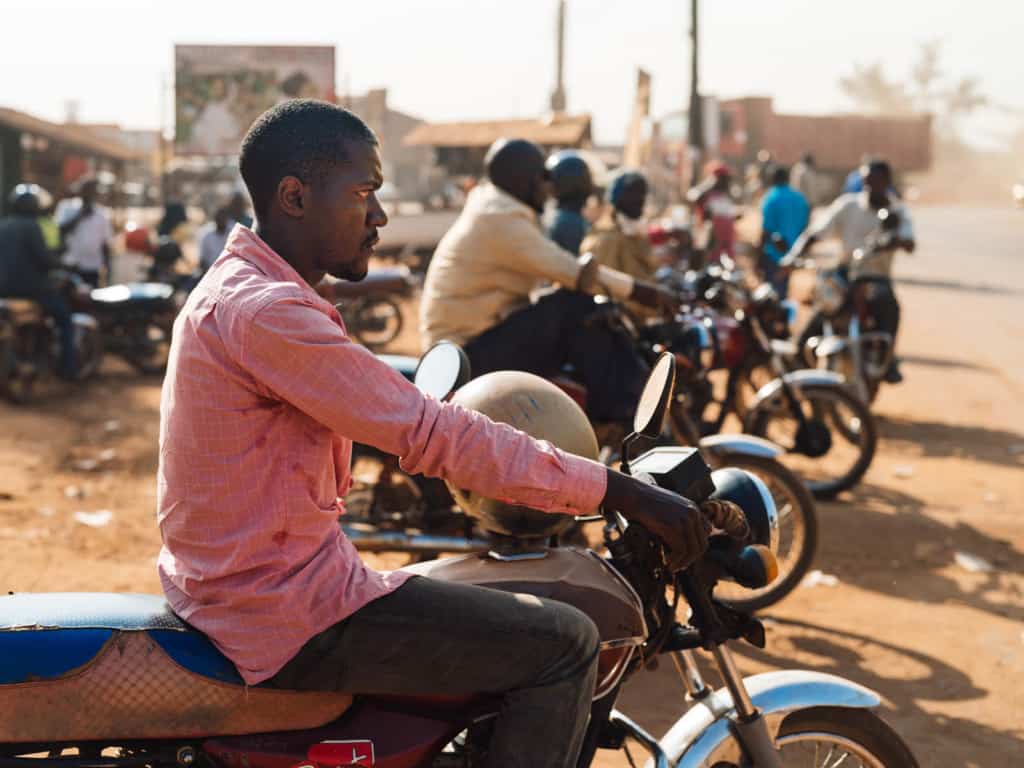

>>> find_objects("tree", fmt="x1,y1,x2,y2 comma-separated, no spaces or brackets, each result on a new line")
839,41,988,142
839,62,912,115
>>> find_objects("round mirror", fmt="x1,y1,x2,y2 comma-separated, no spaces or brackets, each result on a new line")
633,352,676,437
413,342,471,400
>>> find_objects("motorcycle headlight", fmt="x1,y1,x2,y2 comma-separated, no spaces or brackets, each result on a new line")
708,468,779,554
814,272,846,316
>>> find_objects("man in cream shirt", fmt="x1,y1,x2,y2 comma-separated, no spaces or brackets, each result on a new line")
420,138,674,428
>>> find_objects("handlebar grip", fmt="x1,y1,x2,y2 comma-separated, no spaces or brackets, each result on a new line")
708,545,777,589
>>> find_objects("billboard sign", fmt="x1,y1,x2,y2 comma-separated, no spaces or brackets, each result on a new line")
175,44,335,155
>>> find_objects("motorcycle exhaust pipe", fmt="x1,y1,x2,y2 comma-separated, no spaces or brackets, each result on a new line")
342,526,490,554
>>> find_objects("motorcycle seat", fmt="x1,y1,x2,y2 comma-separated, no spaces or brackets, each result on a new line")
90,282,175,306
0,593,352,743
333,266,411,299
0,298,44,324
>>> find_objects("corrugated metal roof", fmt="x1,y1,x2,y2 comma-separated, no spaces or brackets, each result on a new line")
0,107,145,161
403,114,591,148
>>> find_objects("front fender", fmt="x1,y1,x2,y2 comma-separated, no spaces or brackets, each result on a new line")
744,370,848,430
648,670,881,768
698,433,782,460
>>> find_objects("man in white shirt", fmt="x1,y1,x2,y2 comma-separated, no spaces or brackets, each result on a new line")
55,178,113,286
786,160,915,383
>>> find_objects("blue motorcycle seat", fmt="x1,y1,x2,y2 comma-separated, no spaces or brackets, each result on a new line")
0,593,243,685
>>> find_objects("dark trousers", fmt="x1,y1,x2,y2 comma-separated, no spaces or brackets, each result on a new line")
463,290,648,426
34,291,77,379
268,576,600,768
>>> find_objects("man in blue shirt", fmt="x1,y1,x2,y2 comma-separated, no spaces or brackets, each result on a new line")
759,165,809,297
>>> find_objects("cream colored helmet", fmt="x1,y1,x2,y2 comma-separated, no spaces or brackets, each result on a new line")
447,371,600,539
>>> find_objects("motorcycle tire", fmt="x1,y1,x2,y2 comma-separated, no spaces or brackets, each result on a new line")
776,706,919,767
350,298,404,351
747,383,877,500
706,452,817,612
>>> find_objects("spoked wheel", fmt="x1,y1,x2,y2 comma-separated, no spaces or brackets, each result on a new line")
776,707,919,767
351,298,404,350
748,384,877,499
708,452,817,611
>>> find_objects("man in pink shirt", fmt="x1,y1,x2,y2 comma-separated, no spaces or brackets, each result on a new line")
157,99,706,768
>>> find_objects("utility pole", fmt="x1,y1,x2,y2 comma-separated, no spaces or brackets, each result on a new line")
687,0,703,186
550,0,567,113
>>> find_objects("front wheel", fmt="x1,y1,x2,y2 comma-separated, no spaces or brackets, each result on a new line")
747,383,877,500
776,706,919,767
706,452,817,612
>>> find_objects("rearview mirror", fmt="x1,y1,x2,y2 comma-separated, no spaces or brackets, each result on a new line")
634,352,676,438
414,341,471,401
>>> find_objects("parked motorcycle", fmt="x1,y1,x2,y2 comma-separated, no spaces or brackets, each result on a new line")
0,271,103,403
84,280,178,374
0,352,919,767
794,208,904,405
587,297,818,611
657,261,878,501
335,266,415,351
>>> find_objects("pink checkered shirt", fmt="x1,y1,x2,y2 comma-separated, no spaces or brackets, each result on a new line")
156,225,606,684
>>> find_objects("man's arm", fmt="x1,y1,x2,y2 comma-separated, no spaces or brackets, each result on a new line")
239,295,706,565
784,195,847,266
507,216,675,311
241,295,605,515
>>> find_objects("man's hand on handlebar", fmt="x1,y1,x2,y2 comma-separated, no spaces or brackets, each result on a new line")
604,469,709,571
631,281,683,315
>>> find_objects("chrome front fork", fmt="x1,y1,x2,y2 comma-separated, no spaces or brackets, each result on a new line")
670,646,782,767
847,316,871,403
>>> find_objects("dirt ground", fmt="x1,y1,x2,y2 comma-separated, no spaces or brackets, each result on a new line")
0,207,1021,766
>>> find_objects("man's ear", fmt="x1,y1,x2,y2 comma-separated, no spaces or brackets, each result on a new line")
277,176,306,219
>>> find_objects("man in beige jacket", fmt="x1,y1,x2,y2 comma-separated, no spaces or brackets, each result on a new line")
420,139,673,427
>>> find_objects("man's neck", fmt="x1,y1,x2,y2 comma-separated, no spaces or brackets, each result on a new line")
253,221,319,286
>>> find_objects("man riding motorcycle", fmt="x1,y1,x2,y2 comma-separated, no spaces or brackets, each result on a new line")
0,183,77,379
784,158,915,383
420,138,675,428
543,149,593,255
581,170,658,281
160,100,707,768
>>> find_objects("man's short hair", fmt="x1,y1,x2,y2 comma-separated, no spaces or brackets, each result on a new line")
239,99,378,219
771,164,790,186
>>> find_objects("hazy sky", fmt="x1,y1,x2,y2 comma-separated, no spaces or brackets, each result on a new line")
2,0,1020,149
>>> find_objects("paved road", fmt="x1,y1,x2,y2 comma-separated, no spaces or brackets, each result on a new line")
600,205,1024,767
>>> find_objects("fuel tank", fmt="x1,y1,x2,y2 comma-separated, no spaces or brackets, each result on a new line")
402,547,646,698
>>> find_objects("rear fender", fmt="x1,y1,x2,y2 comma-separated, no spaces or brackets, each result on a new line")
697,433,782,461
647,670,881,768
743,370,847,431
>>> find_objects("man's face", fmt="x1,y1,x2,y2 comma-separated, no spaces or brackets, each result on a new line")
526,167,550,213
306,140,387,282
81,182,98,206
865,170,890,199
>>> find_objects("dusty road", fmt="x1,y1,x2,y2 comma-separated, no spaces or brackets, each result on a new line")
0,206,1021,766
